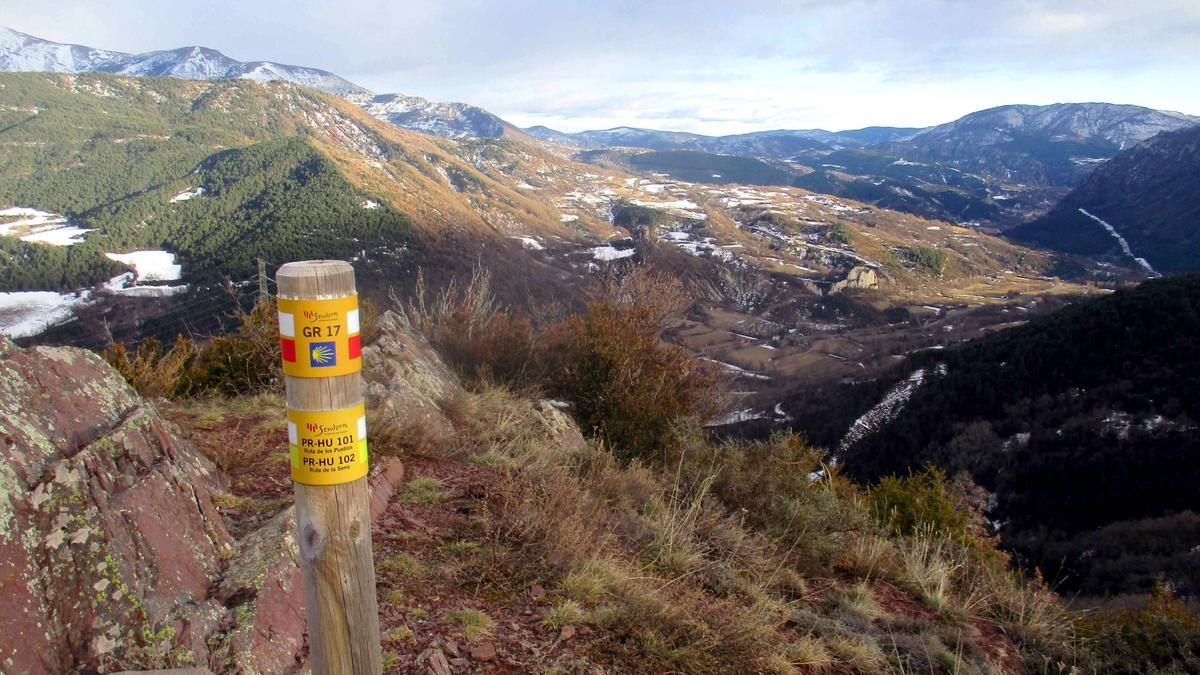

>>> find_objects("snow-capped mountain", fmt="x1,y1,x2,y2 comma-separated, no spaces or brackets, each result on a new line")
0,25,124,72
0,26,369,97
101,46,371,97
359,93,525,139
909,103,1197,153
895,103,1199,186
0,26,528,139
1010,123,1200,274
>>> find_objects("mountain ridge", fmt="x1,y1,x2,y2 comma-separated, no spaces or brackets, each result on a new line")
0,26,370,96
538,104,1197,229
823,273,1200,598
1008,123,1200,274
0,26,523,139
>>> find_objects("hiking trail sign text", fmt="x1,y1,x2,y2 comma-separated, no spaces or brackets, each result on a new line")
277,294,362,377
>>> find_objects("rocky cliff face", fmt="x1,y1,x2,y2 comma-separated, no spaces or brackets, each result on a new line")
0,337,233,673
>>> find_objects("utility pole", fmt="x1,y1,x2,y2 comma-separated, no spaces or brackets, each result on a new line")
258,258,269,300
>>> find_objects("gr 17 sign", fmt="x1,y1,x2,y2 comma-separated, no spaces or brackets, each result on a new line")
277,294,362,377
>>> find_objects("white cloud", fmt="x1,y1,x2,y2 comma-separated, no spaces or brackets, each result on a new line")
3,0,1198,134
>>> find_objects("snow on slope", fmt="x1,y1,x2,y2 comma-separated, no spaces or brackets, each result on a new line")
0,206,93,245
20,225,93,245
0,26,123,72
2,26,529,139
1078,208,1161,278
836,364,948,458
0,26,369,97
359,93,510,138
0,290,85,338
105,251,182,282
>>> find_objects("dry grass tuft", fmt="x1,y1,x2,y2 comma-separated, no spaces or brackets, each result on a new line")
446,608,495,642
401,476,449,504
394,333,1095,672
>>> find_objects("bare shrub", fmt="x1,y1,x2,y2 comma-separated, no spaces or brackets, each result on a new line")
103,335,197,399
397,267,539,385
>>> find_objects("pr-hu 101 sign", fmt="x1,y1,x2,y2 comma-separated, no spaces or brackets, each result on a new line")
287,403,369,485
277,294,362,377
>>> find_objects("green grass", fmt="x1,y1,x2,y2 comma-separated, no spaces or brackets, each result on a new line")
378,553,427,578
447,608,495,641
402,477,449,504
542,600,587,630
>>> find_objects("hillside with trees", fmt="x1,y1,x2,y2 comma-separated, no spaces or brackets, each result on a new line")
830,274,1200,599
0,72,592,294
1009,124,1200,274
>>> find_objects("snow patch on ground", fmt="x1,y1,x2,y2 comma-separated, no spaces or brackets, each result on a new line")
1,206,93,245
510,236,545,251
0,291,85,338
708,408,768,426
703,358,772,380
170,187,205,203
630,198,707,220
591,245,636,261
560,214,579,223
2,207,64,232
837,365,946,456
105,250,182,282
20,224,93,245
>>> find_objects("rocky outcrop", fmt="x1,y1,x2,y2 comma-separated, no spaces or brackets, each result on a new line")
798,265,880,296
362,311,463,446
0,337,233,673
205,458,404,675
829,265,879,294
0,312,468,672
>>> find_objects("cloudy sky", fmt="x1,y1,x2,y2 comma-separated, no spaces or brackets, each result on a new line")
4,1,1198,135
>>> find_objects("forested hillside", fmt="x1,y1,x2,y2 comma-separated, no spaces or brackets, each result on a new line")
0,72,597,294
832,275,1200,597
1009,124,1200,274
0,73,412,289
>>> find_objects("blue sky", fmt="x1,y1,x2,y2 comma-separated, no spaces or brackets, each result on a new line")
5,0,1198,134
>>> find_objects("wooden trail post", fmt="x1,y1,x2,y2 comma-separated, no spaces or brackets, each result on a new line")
276,260,382,675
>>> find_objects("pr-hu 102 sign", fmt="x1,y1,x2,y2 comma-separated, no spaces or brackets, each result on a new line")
277,294,362,377
287,403,369,485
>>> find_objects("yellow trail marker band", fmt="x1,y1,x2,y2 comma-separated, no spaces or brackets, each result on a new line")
277,294,363,378
287,403,369,485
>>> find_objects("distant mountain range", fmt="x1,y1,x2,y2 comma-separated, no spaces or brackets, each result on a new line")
2,25,1197,255
529,103,1193,169
525,125,923,154
895,103,1197,186
0,25,369,96
0,26,510,139
1010,124,1200,274
536,104,1197,229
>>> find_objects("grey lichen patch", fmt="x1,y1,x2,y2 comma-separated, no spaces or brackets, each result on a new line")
216,507,299,602
0,337,240,670
92,633,119,656
0,459,24,535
